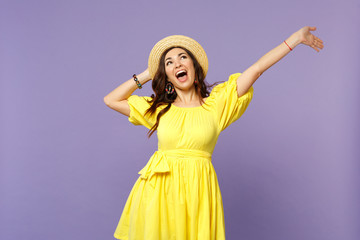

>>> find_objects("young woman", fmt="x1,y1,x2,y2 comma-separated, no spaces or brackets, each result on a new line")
104,26,324,240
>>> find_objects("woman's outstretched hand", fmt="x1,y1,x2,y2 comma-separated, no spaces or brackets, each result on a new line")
297,26,324,52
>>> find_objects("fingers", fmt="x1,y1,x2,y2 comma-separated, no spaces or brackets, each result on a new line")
311,32,324,50
310,41,320,52
311,39,324,52
314,38,324,49
313,34,323,43
312,45,320,52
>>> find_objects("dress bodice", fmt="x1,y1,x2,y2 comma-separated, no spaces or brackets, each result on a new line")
127,73,254,154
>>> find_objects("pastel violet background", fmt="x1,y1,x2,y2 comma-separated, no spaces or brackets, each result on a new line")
1,0,359,240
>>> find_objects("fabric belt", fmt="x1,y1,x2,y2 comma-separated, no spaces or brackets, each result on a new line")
138,149,212,191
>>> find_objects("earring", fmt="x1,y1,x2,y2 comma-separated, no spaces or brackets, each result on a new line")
194,79,198,84
165,81,175,94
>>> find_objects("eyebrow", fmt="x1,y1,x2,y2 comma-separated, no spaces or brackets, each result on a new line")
165,52,187,62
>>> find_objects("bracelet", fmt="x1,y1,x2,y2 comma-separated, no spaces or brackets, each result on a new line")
133,74,142,89
284,40,292,51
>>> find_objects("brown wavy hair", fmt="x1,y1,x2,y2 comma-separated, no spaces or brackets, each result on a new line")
144,46,222,138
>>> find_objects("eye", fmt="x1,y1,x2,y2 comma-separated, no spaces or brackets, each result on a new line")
166,61,172,66
181,55,187,59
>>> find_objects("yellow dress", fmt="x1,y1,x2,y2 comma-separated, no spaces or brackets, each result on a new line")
114,73,254,240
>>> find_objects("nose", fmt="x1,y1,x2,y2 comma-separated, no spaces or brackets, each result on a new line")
174,59,182,68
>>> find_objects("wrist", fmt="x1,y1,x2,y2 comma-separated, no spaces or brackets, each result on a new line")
285,32,301,50
137,70,151,84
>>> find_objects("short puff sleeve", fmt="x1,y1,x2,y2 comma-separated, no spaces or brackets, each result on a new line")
127,95,157,129
210,73,254,132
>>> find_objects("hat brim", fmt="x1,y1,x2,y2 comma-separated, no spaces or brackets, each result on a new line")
148,35,208,79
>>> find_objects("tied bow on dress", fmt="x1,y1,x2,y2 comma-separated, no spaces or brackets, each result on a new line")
138,149,212,204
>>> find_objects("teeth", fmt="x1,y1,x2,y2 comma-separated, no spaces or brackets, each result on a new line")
176,70,187,77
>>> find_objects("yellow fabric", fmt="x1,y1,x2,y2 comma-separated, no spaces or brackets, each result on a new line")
114,73,254,240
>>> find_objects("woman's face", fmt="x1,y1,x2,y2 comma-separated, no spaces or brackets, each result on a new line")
164,47,196,91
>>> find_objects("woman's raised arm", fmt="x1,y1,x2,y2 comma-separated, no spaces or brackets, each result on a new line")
235,26,324,97
104,68,151,117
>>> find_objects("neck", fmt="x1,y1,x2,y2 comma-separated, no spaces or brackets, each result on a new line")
174,86,199,104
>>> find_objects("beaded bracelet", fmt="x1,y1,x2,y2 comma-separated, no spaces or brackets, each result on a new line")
133,74,142,89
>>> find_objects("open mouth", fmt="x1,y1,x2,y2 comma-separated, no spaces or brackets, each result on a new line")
176,70,188,81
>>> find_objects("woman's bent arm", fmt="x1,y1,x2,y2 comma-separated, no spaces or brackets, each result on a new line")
104,69,151,117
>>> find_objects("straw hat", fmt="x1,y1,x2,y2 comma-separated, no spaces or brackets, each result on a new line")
148,35,208,79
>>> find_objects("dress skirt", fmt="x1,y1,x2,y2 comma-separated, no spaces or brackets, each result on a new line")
113,149,226,240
